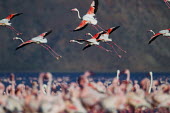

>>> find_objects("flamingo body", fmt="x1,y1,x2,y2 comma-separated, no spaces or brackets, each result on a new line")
148,29,170,44
0,13,23,35
72,0,100,31
15,30,62,60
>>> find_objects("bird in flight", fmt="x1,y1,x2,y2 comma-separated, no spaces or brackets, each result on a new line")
148,29,170,44
69,31,112,52
16,30,62,60
71,0,104,31
86,26,126,58
0,13,23,35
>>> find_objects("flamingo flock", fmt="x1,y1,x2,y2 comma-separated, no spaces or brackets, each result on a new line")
0,0,168,59
0,71,169,113
0,0,169,112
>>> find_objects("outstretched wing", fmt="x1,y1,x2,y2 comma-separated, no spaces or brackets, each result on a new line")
16,40,34,50
107,26,120,34
73,20,88,31
38,30,52,38
148,33,162,44
5,13,23,20
82,44,92,51
87,0,98,14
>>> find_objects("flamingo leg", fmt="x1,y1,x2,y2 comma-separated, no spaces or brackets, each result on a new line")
109,41,127,53
165,1,170,8
5,25,22,35
91,25,99,31
95,45,112,52
105,42,122,58
96,24,105,31
43,44,62,58
39,44,61,60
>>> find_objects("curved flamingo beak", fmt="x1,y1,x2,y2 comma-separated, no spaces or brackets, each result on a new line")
71,8,77,11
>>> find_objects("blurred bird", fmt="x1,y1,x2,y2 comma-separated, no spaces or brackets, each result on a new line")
71,0,104,31
0,13,23,35
86,26,126,58
16,30,62,60
148,29,170,44
69,32,112,52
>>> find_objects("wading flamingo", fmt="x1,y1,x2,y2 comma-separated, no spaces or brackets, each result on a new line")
69,32,112,52
71,0,104,31
16,30,62,60
86,26,126,58
0,13,23,35
148,29,170,44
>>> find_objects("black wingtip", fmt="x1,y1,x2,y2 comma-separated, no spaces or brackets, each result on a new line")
15,13,23,16
44,30,52,37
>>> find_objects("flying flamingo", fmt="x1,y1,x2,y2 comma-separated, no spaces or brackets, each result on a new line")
69,32,112,52
0,13,23,35
163,0,170,8
148,29,170,44
86,26,127,58
16,30,62,60
71,0,104,31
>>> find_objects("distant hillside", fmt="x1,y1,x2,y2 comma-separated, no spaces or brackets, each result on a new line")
0,0,170,72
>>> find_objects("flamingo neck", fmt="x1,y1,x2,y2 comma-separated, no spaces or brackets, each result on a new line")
75,9,81,19
150,30,155,35
73,40,84,44
126,72,130,82
18,38,24,43
87,33,93,37
148,72,153,94
116,70,120,85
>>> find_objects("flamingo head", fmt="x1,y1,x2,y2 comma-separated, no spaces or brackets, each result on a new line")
69,40,75,43
13,37,20,40
71,8,78,12
85,33,91,36
147,30,153,32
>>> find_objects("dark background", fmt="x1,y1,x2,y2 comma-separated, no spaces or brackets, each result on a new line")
0,0,169,72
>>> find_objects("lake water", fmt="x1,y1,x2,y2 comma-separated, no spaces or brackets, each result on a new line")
0,72,169,86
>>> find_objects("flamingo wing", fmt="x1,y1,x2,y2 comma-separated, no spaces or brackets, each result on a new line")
38,30,52,38
73,20,88,31
107,26,120,34
5,13,23,20
93,32,103,39
16,40,34,50
76,39,87,42
148,33,163,44
87,0,98,14
82,44,92,51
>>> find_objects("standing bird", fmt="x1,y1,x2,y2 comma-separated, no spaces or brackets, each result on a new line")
69,32,112,52
148,29,170,44
71,0,104,31
86,26,126,58
16,30,62,60
0,13,23,35
163,0,170,8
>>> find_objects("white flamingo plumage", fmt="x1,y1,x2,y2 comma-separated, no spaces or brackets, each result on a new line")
86,26,127,58
0,13,23,35
16,30,62,60
71,0,104,31
69,32,112,52
148,29,170,44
